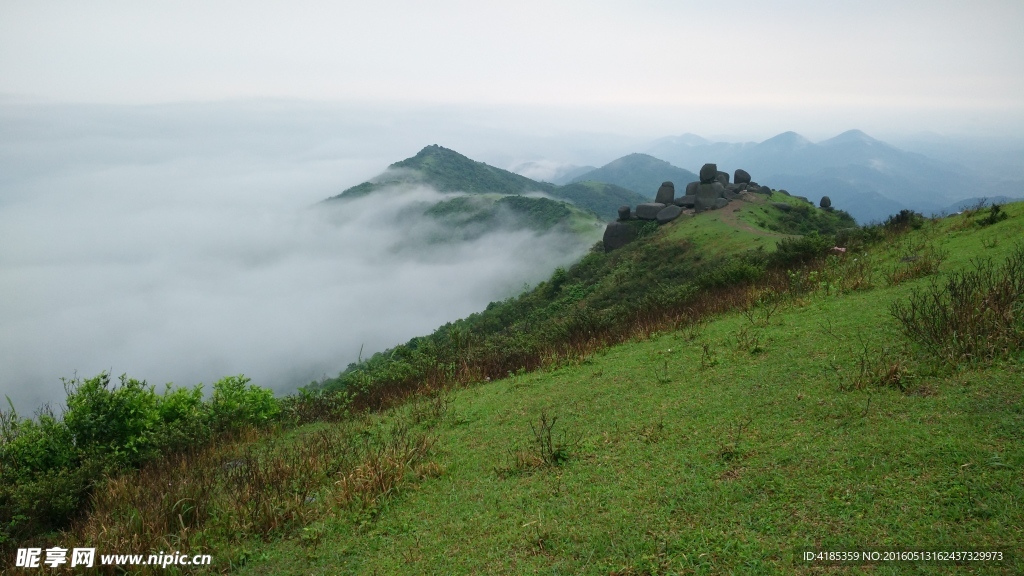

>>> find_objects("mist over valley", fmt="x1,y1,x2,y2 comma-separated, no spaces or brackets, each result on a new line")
0,104,608,411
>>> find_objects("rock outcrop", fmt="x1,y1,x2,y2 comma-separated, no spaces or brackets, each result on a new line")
675,195,696,208
694,182,724,213
654,181,675,204
603,222,637,252
636,203,667,220
601,164,832,251
656,204,682,223
699,163,718,184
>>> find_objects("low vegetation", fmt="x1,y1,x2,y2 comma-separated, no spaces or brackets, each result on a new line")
0,374,280,547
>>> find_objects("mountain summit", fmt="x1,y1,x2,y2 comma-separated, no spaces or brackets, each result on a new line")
757,131,813,150
328,145,648,220
330,145,553,200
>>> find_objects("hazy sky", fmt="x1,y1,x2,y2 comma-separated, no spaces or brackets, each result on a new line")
2,0,1023,137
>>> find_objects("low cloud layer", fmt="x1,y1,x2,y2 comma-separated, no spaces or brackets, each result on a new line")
0,106,597,411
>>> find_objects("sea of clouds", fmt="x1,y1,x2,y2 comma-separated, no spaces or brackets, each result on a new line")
0,102,598,411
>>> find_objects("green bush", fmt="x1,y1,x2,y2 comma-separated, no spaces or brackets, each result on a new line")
884,209,925,232
0,408,88,545
211,375,280,430
977,203,1009,227
769,232,833,267
698,256,766,289
0,372,279,549
63,373,161,467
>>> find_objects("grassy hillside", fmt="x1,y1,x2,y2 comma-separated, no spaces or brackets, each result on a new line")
314,193,854,398
4,199,1020,574
571,153,700,197
248,202,1023,574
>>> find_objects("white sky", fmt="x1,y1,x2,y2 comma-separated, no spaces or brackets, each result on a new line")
2,0,1023,136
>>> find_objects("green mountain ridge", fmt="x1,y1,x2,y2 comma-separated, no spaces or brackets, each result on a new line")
328,145,557,199
418,194,604,244
327,145,649,221
549,180,649,220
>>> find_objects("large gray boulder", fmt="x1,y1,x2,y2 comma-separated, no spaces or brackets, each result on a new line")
685,181,700,196
675,195,696,208
693,182,725,213
734,169,751,184
635,202,667,220
655,181,675,204
695,192,730,212
757,185,771,194
695,196,718,212
603,222,637,252
617,205,632,221
699,163,718,184
694,182,723,199
820,196,832,208
656,204,682,224
716,171,729,185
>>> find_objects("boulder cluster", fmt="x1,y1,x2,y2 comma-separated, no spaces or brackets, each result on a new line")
603,163,774,252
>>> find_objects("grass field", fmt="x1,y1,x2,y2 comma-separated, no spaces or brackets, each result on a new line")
215,203,1023,574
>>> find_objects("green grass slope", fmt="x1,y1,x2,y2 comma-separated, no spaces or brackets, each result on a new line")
571,153,701,197
239,202,1023,574
23,201,1020,575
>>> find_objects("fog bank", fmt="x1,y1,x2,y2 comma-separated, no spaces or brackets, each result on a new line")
0,105,597,411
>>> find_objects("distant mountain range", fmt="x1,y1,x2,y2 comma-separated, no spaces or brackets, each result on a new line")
327,135,1024,226
646,130,1024,223
328,145,647,221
